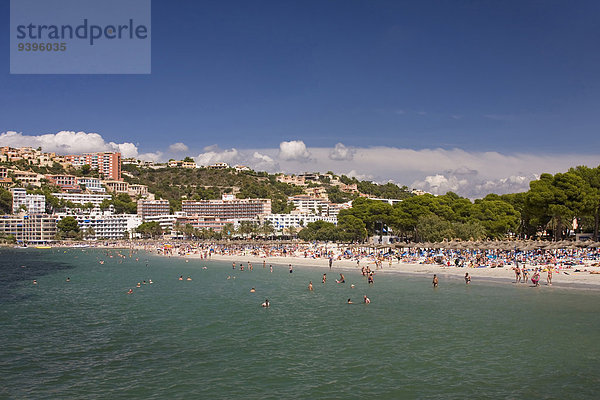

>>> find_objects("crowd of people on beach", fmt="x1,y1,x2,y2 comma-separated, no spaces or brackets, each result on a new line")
67,240,600,275
141,241,600,276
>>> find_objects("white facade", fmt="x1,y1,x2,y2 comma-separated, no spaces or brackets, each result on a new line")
52,193,112,207
57,212,142,240
262,213,338,230
143,214,177,231
77,178,105,192
288,196,340,217
11,188,46,214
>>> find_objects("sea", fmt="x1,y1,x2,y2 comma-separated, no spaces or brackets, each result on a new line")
1,248,599,399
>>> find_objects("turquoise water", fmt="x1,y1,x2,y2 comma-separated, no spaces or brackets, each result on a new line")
1,248,600,399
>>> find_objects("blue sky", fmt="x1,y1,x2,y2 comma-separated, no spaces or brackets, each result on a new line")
2,1,600,196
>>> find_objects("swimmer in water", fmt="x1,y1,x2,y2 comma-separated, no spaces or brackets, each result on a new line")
186,276,192,281
351,284,355,289
262,299,270,307
322,273,326,283
465,273,471,285
127,289,133,294
232,262,236,269
250,287,256,293
289,264,293,273
66,277,70,282
347,298,353,304
363,295,371,304
32,280,37,285
136,282,141,288
337,273,345,283
432,274,439,288
179,275,183,281
270,265,273,273
308,281,313,291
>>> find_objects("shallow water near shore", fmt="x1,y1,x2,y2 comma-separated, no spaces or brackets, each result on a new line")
2,248,600,399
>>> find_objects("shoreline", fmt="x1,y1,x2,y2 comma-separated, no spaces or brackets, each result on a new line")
6,242,600,291
184,252,600,291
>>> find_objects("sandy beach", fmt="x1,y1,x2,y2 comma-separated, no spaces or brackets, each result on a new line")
182,252,600,290
40,240,600,289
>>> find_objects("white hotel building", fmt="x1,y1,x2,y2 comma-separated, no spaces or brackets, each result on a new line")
261,213,338,230
52,193,112,207
57,212,142,240
288,195,342,217
77,178,105,192
11,188,46,214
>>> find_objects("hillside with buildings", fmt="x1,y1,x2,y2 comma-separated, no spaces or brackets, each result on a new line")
2,146,598,244
0,146,416,243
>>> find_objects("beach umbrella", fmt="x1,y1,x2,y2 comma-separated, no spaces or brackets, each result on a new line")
445,240,460,250
476,242,489,250
461,240,475,249
502,242,516,251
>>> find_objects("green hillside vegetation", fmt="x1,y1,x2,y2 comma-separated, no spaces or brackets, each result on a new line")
4,157,599,243
339,165,600,242
121,164,413,213
0,187,12,214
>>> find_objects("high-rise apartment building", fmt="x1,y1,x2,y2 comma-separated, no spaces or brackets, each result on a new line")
181,195,271,219
0,214,56,243
137,199,171,219
10,188,46,214
64,152,122,181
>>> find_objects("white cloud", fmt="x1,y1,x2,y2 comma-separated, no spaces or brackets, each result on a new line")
168,142,189,153
138,151,164,163
0,130,139,158
251,152,279,171
329,142,355,161
114,142,139,158
346,169,373,181
253,145,600,198
411,172,538,198
4,130,597,198
195,147,240,166
278,140,311,161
